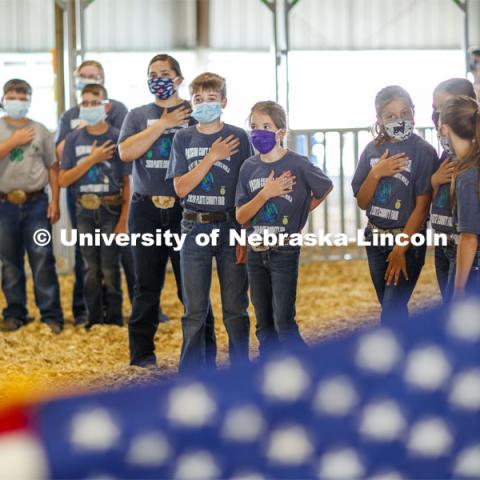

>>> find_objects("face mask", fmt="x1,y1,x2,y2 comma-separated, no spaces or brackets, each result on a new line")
384,119,414,142
148,77,177,100
250,129,278,154
75,76,102,91
191,101,222,124
438,131,455,157
79,105,107,126
3,99,30,119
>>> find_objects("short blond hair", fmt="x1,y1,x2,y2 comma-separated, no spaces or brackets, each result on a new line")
189,72,226,99
76,60,105,83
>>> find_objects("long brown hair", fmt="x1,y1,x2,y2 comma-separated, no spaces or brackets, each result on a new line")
442,95,480,206
373,85,414,146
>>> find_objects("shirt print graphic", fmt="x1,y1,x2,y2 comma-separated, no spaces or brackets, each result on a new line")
249,173,294,234
185,146,231,207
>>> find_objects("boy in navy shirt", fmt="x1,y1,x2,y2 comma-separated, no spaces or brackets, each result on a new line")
60,84,131,328
167,72,253,372
55,59,133,326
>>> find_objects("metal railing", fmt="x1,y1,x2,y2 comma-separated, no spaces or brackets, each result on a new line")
290,126,438,260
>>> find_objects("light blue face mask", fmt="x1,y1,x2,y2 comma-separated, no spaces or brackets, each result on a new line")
191,101,222,124
3,99,31,120
79,105,107,126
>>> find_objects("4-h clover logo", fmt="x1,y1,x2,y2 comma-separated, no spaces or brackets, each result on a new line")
9,147,24,163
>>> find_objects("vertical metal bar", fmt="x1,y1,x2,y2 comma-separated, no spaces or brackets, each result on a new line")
306,132,314,233
353,131,361,232
339,132,345,235
322,132,329,233
64,0,77,109
464,0,470,76
75,0,85,64
54,1,65,118
196,0,210,48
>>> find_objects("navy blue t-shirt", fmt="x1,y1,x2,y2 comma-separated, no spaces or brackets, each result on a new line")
453,167,480,243
430,152,456,234
55,99,128,145
351,134,438,229
166,123,254,212
61,127,131,196
235,151,332,235
118,101,195,197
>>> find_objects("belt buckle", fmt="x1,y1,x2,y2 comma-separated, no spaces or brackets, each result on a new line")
151,195,175,209
197,212,209,224
80,194,101,210
7,189,27,205
250,239,270,252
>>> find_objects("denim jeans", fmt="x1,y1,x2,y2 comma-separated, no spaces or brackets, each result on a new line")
0,193,63,325
365,227,427,323
66,186,87,320
76,202,123,326
464,250,480,295
179,218,250,373
434,241,456,303
128,196,216,367
247,246,307,358
68,187,135,316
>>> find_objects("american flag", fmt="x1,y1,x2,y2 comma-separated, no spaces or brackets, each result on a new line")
0,297,479,479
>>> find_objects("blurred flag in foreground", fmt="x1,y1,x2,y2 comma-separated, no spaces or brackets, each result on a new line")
0,297,479,479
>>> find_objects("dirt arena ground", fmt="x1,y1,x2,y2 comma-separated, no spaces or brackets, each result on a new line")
0,252,441,404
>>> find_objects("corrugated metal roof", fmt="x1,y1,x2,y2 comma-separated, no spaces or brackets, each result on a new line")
84,0,196,52
0,0,54,52
0,0,479,53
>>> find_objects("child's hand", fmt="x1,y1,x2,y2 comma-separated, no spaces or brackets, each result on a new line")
236,244,247,264
385,246,408,286
11,127,35,146
90,140,116,164
47,200,60,224
261,170,295,200
372,149,408,180
114,218,128,235
159,106,191,129
208,135,240,163
431,158,455,188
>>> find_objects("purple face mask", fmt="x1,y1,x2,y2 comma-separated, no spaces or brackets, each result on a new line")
250,129,278,154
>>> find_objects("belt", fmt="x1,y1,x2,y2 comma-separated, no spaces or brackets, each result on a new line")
133,193,178,209
0,189,45,205
79,193,123,210
367,221,404,236
183,210,236,224
250,234,298,252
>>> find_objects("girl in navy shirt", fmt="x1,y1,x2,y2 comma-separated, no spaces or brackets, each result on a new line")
440,95,480,297
351,86,438,322
236,101,333,356
430,78,476,303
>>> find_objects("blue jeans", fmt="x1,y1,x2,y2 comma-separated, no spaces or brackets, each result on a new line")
67,187,135,315
66,186,87,320
179,218,249,373
464,250,480,295
128,196,216,367
365,227,427,323
434,241,456,303
0,193,63,325
76,202,123,326
247,247,307,358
